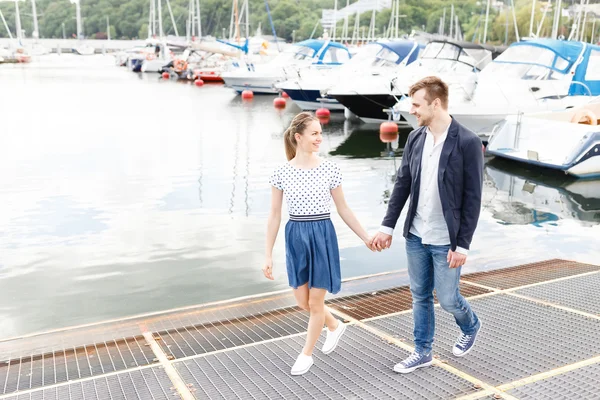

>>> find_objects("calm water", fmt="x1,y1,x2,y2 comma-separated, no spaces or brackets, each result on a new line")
1,54,599,339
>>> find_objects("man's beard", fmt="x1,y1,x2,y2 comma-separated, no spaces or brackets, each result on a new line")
416,114,432,126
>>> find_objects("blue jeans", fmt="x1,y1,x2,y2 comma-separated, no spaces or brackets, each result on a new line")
405,233,480,355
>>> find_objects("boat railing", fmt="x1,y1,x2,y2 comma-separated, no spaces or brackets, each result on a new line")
569,81,592,96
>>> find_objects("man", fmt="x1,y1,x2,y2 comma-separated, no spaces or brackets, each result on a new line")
371,76,483,374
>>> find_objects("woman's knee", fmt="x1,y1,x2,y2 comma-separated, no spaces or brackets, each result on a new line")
296,300,310,311
308,298,324,313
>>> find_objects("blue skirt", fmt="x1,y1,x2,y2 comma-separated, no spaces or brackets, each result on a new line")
284,214,341,294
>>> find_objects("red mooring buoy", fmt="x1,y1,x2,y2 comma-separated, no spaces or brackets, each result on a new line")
282,91,290,98
194,79,204,87
316,108,331,118
380,121,398,134
273,97,286,108
241,90,254,99
161,72,170,79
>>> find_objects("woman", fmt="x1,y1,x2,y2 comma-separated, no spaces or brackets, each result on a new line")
263,111,373,375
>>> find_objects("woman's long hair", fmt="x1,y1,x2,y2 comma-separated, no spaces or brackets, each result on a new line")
283,112,319,161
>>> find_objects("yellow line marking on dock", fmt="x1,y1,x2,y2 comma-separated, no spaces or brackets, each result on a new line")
453,390,496,400
504,270,600,292
461,276,600,321
497,355,600,391
459,280,503,292
460,269,600,294
327,308,519,400
505,293,600,321
143,332,195,400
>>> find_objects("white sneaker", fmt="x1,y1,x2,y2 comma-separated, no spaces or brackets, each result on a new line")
290,353,313,376
321,321,347,354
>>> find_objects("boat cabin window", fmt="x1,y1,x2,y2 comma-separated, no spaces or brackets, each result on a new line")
344,43,383,67
495,45,556,68
481,44,574,81
321,47,350,64
372,46,400,67
421,42,489,70
585,49,600,81
292,46,316,61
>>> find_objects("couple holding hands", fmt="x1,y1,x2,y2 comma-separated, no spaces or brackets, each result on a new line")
264,76,484,376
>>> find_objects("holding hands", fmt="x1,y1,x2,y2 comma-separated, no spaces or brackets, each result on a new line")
366,232,393,252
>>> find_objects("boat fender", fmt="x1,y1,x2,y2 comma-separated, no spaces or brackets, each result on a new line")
570,109,598,125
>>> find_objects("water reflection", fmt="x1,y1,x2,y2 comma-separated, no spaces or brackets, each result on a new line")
484,158,600,226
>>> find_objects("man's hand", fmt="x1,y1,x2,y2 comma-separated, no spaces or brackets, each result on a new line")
370,232,392,252
447,250,467,269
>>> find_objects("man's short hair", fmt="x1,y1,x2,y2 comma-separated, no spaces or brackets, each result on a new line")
408,76,449,109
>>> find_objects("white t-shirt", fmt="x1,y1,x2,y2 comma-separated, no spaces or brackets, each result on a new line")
269,159,343,215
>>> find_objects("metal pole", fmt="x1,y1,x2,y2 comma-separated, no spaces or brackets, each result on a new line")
0,9,12,39
165,0,179,37
197,0,202,38
529,0,536,37
32,0,39,39
510,0,520,42
15,0,23,42
157,0,163,38
483,0,491,43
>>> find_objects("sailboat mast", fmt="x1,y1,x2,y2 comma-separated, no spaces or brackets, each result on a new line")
196,0,202,38
75,0,82,40
15,0,22,42
483,0,491,43
529,0,536,37
32,0,39,39
157,0,164,38
0,9,12,39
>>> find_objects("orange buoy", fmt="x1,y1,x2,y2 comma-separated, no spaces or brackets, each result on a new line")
282,91,290,98
380,121,398,134
241,90,254,99
273,97,287,108
316,108,331,118
194,79,204,87
380,132,398,143
161,72,170,79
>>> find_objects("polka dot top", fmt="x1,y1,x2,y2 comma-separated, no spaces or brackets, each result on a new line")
269,159,343,216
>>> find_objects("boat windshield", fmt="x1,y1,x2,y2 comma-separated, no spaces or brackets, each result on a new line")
411,57,478,74
421,42,491,69
481,45,570,80
341,43,402,69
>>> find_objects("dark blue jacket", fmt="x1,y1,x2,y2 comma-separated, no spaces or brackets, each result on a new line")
381,117,484,251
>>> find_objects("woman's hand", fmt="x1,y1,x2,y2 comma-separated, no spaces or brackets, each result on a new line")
263,258,274,280
363,236,375,251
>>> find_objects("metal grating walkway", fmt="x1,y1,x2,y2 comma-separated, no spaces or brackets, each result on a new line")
2,367,175,400
366,294,600,386
0,258,598,399
174,326,479,400
154,306,319,359
507,362,600,399
0,336,155,395
461,258,600,289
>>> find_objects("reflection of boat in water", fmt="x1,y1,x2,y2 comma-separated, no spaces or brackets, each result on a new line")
329,124,410,159
483,158,600,226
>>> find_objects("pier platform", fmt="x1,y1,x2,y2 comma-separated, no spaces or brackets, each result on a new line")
1,258,599,399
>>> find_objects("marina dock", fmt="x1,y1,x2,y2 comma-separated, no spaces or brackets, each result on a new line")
1,258,598,399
